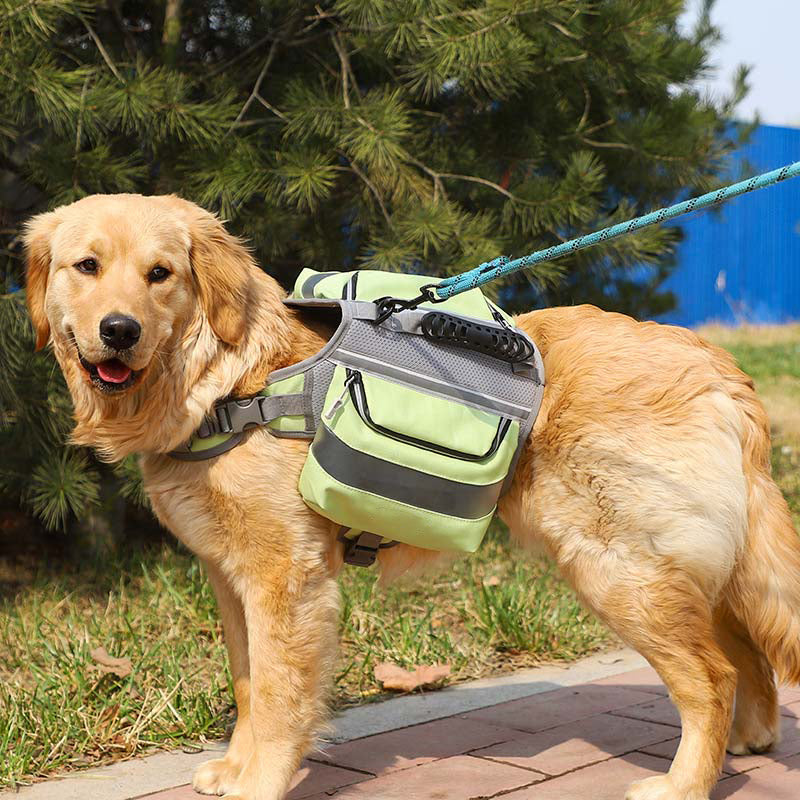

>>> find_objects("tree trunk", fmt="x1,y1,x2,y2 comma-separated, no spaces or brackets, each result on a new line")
162,0,182,66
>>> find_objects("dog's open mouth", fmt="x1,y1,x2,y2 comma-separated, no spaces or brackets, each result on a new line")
78,353,140,392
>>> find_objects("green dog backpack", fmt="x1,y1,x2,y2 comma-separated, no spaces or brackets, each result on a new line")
170,269,544,565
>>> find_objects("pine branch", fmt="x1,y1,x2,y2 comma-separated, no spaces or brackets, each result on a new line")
227,38,280,134
78,12,123,82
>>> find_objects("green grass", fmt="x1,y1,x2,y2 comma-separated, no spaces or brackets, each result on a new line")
699,324,800,527
2,324,799,788
0,528,609,788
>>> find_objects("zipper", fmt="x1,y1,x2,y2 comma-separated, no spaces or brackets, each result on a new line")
324,372,357,420
345,369,511,462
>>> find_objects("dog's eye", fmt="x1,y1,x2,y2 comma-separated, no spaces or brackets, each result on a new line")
148,266,170,283
74,258,98,274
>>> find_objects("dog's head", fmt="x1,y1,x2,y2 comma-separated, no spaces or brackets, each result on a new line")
24,194,273,458
25,193,252,394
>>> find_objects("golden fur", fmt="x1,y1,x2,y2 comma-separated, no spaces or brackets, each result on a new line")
26,194,800,800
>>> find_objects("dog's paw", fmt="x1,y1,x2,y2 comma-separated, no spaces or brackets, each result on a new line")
727,723,779,756
624,775,707,800
193,758,242,796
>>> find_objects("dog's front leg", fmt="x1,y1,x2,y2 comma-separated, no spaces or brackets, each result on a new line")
224,560,340,800
194,560,253,796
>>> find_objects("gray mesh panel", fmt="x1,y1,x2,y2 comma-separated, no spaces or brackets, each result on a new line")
310,360,336,426
337,320,538,409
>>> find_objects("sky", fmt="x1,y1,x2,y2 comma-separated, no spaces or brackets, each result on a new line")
680,0,799,128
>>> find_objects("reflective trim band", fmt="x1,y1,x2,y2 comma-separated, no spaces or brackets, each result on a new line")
332,350,531,420
303,370,314,432
311,425,502,520
301,271,340,298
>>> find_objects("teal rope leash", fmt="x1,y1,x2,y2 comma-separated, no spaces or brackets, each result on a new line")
431,161,800,300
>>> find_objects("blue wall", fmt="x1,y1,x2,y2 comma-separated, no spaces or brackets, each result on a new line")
655,124,800,327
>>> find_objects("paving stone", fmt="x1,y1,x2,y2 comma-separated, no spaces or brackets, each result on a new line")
711,753,800,799
136,787,197,800
136,760,367,800
500,752,674,799
639,737,734,776
300,754,542,800
314,716,514,776
777,686,800,706
472,712,676,777
611,695,682,728
461,684,659,734
780,699,800,719
288,761,370,799
590,666,669,696
640,714,800,776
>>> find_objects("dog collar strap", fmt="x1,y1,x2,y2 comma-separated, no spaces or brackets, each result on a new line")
168,393,306,461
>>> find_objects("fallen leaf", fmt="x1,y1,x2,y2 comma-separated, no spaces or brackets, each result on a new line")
90,647,133,678
374,662,451,692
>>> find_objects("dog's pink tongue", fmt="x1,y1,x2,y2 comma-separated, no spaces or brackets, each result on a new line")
96,360,132,384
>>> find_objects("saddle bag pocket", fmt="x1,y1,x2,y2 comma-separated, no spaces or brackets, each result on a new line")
298,365,519,552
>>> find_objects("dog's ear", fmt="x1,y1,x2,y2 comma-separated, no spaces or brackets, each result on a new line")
24,211,61,351
182,202,253,347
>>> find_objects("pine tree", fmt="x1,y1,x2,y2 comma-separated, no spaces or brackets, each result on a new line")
0,0,748,532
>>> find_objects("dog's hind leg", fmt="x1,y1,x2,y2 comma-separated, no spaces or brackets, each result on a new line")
569,564,736,800
714,602,780,756
193,560,253,796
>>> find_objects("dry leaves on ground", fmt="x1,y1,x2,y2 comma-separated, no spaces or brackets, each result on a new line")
374,662,451,692
90,647,133,678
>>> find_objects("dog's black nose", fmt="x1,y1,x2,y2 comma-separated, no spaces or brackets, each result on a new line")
99,314,141,350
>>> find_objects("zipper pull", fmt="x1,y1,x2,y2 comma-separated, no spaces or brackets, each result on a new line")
324,373,356,421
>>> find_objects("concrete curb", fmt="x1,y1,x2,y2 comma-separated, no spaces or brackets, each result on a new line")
5,743,228,800
7,648,646,800
329,647,646,742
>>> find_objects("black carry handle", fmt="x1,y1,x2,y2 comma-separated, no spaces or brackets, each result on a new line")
421,311,535,364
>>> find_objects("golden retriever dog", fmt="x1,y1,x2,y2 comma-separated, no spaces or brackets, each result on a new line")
25,193,800,800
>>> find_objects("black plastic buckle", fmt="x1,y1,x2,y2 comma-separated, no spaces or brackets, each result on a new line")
225,397,269,432
338,530,398,567
207,397,270,437
342,532,381,567
196,416,217,439
215,404,233,434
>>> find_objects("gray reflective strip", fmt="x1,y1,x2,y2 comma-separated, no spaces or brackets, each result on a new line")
268,429,315,439
303,370,314,431
301,271,340,298
332,350,531,420
312,425,502,520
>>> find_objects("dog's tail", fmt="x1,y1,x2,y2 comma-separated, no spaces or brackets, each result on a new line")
724,369,800,684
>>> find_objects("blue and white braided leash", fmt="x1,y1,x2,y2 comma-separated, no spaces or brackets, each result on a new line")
432,161,800,300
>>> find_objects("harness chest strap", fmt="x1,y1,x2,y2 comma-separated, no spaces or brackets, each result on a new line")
209,393,306,436
169,392,307,460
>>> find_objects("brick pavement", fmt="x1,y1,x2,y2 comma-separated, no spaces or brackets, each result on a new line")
138,666,800,800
